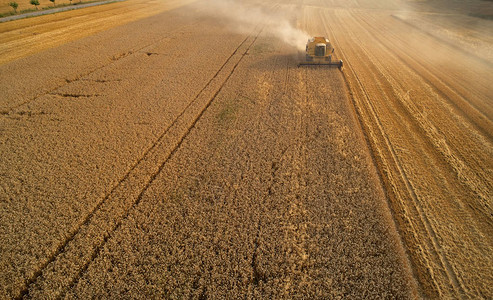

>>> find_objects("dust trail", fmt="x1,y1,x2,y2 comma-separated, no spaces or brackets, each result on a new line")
196,0,309,51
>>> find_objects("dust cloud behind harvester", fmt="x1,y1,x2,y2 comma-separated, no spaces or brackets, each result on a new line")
195,0,310,51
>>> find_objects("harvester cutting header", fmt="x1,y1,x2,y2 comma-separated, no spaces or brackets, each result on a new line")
299,37,343,69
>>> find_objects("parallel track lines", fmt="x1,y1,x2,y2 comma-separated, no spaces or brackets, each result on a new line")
15,20,204,300
357,11,493,145
62,31,263,298
19,29,261,299
352,11,493,224
318,8,465,298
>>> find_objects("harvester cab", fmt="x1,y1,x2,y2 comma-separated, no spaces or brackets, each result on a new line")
299,37,343,69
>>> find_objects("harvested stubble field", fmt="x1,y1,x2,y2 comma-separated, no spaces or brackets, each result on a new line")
0,0,492,298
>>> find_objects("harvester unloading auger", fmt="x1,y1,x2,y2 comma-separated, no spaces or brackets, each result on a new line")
298,37,343,69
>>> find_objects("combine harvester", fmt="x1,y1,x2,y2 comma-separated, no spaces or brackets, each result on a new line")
299,37,343,70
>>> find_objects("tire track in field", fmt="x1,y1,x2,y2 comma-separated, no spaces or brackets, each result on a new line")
318,8,455,297
20,29,261,299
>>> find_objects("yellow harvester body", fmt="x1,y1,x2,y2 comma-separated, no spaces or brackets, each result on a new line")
299,36,343,69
